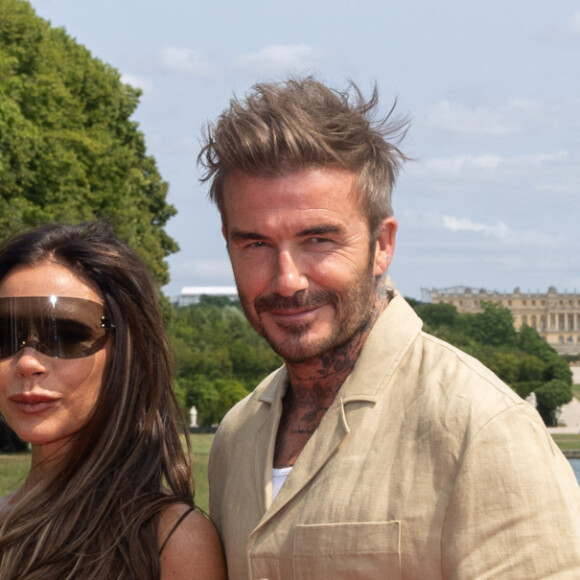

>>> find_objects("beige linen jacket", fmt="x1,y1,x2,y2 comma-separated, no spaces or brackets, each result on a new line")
209,293,580,579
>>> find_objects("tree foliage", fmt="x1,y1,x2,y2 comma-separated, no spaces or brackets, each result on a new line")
414,301,574,426
535,380,573,427
168,299,282,427
0,0,177,284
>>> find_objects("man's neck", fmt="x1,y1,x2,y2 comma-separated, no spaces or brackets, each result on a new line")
273,294,389,467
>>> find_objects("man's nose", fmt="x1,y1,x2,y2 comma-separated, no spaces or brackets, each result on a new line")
271,250,308,297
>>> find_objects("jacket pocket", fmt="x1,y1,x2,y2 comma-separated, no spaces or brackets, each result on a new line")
292,521,401,579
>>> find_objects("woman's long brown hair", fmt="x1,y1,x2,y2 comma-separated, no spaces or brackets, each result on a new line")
0,221,194,579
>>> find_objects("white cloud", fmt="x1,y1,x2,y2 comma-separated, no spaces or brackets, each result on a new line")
441,215,567,248
570,11,580,35
234,44,320,74
422,98,572,137
505,97,542,114
160,47,213,76
418,150,568,181
426,154,504,175
424,101,516,137
121,74,154,95
443,216,512,239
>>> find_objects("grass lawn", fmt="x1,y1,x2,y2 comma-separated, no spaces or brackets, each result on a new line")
2,430,578,512
0,452,30,497
0,433,214,513
550,433,580,450
190,433,213,513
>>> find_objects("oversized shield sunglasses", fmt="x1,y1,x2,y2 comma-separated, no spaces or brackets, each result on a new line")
0,296,115,360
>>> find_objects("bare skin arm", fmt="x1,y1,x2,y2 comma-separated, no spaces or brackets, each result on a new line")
159,504,227,580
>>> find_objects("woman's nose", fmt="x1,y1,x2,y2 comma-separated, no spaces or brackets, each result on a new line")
14,347,49,378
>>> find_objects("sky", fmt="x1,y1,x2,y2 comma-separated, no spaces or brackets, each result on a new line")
27,0,580,301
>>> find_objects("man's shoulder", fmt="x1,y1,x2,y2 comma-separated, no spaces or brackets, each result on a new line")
409,329,531,419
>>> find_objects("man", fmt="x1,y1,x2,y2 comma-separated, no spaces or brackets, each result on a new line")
200,77,580,579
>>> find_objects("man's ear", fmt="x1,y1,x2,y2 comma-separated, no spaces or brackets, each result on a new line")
373,217,397,276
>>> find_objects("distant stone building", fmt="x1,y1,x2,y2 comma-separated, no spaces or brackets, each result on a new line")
423,286,580,355
174,286,238,307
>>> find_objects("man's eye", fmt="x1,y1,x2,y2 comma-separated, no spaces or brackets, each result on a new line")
248,241,268,248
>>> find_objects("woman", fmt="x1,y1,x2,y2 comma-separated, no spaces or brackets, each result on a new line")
0,222,226,579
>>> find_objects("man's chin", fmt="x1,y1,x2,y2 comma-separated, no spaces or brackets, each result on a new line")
264,331,333,363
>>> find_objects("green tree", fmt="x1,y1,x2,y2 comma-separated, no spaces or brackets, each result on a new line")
182,375,220,428
168,301,282,424
411,299,574,426
462,301,518,347
484,351,520,386
0,0,177,284
535,380,573,427
415,302,458,330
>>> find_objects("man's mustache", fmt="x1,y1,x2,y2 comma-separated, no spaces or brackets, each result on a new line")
254,290,339,313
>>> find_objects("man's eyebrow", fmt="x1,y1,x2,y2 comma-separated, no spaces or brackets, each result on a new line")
228,229,265,241
298,224,345,237
228,224,345,242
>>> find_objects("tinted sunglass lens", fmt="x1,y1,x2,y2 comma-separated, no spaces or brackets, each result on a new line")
0,318,18,359
0,297,112,360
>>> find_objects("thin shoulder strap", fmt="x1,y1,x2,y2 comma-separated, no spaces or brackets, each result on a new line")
159,506,196,555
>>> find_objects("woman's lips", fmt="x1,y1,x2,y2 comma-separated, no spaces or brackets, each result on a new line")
8,393,60,414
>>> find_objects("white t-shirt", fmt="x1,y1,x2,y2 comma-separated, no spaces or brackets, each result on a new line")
272,467,292,500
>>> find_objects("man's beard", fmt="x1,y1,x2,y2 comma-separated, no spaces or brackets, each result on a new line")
239,260,378,363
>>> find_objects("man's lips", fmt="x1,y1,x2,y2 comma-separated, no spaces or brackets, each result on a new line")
8,392,60,413
267,306,320,317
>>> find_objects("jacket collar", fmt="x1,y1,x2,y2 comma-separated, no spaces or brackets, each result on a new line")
249,292,424,526
256,291,424,406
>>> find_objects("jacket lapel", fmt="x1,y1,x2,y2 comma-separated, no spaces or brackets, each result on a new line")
251,293,423,531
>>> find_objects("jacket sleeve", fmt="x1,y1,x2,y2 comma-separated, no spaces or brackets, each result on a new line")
441,403,580,579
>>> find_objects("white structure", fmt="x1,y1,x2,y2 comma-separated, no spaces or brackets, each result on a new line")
189,406,198,428
175,286,238,307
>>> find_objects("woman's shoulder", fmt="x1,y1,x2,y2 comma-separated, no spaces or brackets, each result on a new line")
158,503,227,580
